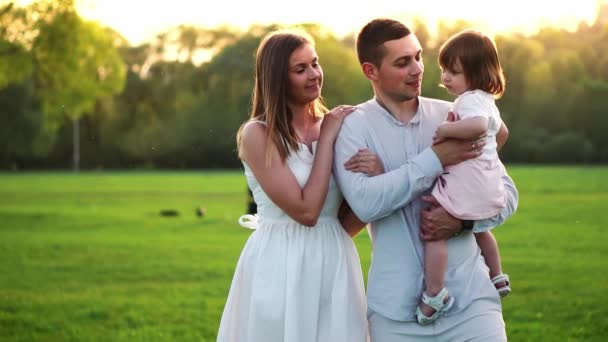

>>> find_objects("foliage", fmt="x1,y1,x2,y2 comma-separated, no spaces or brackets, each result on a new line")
0,0,126,167
1,2,608,168
0,2,34,88
32,5,126,126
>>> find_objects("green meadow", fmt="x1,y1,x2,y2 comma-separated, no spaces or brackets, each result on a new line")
0,166,606,341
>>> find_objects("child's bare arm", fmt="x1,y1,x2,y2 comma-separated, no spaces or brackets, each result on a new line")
435,116,488,140
496,122,509,151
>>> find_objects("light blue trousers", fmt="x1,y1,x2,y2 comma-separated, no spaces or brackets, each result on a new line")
368,299,507,342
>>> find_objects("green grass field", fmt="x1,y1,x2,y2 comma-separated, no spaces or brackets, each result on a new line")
0,166,607,341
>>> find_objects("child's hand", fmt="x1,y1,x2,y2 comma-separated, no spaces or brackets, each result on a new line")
344,148,385,176
447,111,459,122
432,135,446,145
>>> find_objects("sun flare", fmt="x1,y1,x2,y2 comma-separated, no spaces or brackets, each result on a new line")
16,0,601,45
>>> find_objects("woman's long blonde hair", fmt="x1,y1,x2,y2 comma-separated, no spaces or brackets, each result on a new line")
237,29,327,164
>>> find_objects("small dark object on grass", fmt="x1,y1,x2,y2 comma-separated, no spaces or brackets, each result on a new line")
160,209,180,217
196,207,206,218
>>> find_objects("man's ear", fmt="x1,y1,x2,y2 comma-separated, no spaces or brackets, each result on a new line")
361,62,378,81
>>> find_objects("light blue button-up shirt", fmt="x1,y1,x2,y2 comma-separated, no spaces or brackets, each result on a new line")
333,97,519,321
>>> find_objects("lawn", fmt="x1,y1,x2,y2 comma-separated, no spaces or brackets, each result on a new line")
0,166,606,341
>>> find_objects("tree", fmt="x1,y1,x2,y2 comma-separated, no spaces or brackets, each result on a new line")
29,0,126,170
0,2,34,89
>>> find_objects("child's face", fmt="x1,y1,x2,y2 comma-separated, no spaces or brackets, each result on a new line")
440,59,468,96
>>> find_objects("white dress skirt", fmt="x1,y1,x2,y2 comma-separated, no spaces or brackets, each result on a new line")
217,143,368,342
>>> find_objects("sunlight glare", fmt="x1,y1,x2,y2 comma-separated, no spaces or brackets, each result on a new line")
15,0,601,45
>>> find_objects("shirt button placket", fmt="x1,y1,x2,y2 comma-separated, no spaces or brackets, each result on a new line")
403,125,410,160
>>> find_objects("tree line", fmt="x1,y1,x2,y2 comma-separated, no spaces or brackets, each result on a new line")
1,0,607,170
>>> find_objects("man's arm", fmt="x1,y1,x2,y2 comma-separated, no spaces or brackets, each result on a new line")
333,118,444,223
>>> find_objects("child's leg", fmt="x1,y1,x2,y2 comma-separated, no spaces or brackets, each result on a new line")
424,239,448,295
420,239,449,316
474,231,502,278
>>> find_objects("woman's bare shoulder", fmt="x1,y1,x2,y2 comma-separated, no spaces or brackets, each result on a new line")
241,120,267,143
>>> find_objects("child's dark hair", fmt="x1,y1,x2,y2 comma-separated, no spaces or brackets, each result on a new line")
439,29,505,98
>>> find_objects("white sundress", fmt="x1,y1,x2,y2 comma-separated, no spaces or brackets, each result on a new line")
217,142,368,342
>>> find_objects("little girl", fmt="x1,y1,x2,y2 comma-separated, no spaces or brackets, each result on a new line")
415,29,511,325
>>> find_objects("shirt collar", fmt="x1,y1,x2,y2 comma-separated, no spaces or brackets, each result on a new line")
372,97,422,126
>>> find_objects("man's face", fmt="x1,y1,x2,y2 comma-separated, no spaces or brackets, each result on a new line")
375,34,424,102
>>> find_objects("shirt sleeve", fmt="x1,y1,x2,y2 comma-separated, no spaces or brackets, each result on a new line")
472,162,519,232
453,92,490,120
333,117,444,223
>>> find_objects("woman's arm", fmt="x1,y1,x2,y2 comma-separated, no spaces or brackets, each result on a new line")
338,200,367,237
240,107,354,227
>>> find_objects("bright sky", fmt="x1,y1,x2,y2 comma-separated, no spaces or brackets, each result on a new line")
20,0,602,45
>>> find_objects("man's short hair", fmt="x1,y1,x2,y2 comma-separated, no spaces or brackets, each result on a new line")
356,18,412,67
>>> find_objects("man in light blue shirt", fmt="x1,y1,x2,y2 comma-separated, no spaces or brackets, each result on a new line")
333,19,518,341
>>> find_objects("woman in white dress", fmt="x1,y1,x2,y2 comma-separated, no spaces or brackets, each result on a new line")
216,29,374,342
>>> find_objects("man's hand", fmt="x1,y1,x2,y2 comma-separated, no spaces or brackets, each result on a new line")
419,195,463,241
431,138,485,167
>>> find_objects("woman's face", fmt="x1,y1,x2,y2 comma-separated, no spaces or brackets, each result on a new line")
286,43,323,106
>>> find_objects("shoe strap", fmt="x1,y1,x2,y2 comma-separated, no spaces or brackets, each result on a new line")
421,287,449,311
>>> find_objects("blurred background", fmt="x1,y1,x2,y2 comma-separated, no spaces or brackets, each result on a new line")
1,1,607,341
1,0,607,170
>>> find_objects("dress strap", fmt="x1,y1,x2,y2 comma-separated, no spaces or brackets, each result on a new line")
238,214,258,229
